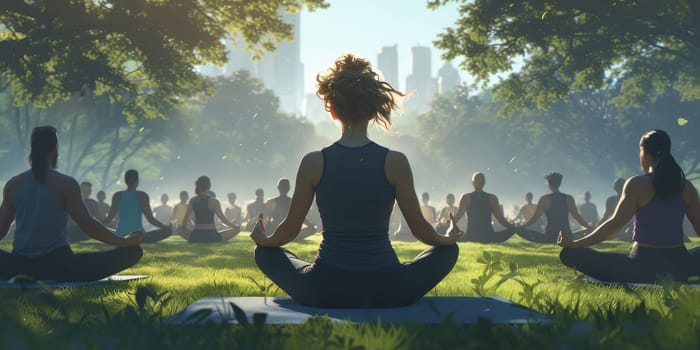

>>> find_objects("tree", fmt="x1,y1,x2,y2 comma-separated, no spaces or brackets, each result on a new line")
430,0,700,115
0,0,328,120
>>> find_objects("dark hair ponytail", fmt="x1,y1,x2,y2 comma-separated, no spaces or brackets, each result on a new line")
29,126,58,183
640,129,685,198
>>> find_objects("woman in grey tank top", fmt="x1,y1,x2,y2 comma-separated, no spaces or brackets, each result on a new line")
251,54,460,308
0,126,143,282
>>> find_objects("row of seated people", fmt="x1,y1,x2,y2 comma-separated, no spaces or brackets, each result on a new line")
0,54,699,308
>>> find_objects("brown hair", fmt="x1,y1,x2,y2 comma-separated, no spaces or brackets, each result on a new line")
316,54,404,130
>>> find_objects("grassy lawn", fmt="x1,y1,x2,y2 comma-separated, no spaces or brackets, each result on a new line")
1,234,699,349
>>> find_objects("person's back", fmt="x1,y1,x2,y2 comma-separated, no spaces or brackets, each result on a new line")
266,196,292,233
544,192,570,236
316,142,399,269
633,175,685,246
251,54,459,308
579,202,599,226
192,195,215,225
466,191,494,235
12,170,69,257
115,191,144,236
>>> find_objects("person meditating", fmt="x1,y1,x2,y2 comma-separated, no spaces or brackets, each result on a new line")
517,172,592,243
452,172,516,243
0,126,143,281
251,54,460,308
177,176,240,243
558,130,700,283
103,170,172,243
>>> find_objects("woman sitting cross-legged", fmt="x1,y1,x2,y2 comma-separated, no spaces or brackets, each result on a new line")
177,176,241,243
558,129,700,283
0,126,143,282
251,54,460,308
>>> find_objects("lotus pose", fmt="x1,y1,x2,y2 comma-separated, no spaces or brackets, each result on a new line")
558,130,700,283
251,54,460,308
0,126,143,281
178,176,240,243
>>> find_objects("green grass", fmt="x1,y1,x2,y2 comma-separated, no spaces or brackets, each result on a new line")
1,235,700,349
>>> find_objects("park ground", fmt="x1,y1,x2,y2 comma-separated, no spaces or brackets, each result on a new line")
1,234,699,349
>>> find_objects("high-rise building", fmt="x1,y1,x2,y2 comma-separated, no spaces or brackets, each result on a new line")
377,45,399,89
196,13,304,116
437,62,461,95
405,46,437,113
256,12,304,115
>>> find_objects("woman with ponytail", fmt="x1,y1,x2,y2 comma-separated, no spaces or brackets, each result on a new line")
0,126,144,282
251,54,460,307
558,129,700,283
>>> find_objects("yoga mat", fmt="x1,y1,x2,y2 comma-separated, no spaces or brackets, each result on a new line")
558,275,700,287
0,275,149,289
167,296,550,325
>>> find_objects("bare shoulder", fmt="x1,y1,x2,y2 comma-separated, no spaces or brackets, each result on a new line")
386,150,409,165
301,151,323,168
683,180,699,202
137,191,150,201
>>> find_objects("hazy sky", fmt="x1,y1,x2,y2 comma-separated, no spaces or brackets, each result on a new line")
300,0,470,94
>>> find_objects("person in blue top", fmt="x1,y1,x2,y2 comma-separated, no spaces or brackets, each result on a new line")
251,54,460,308
558,130,700,283
102,170,171,243
0,126,143,281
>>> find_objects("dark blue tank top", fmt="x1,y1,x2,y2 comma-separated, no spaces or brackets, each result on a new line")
315,142,400,270
193,196,215,225
544,193,570,235
467,191,494,234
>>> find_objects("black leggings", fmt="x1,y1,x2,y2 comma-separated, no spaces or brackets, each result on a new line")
0,245,143,282
254,244,459,308
460,228,515,243
516,229,589,244
188,229,222,243
560,246,700,283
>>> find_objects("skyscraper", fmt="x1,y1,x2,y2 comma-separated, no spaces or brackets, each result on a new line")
256,12,304,115
377,45,399,89
405,46,437,113
437,62,461,95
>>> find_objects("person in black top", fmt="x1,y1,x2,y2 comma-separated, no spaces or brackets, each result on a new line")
251,54,460,308
517,172,592,243
177,176,240,243
452,173,515,243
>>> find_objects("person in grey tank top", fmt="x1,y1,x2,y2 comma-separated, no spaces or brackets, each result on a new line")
251,54,460,308
102,170,172,243
0,126,143,282
517,172,591,243
452,173,516,243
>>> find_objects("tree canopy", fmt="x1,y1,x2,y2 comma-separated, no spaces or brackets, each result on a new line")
0,0,327,120
430,0,700,114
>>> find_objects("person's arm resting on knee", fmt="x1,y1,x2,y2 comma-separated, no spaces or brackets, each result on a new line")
388,151,459,246
252,152,321,247
559,178,638,248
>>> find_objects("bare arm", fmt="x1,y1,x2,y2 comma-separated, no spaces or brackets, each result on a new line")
178,201,194,233
388,151,458,246
0,178,17,240
522,197,547,228
213,199,239,228
567,196,591,228
138,192,168,229
253,152,321,247
102,193,120,226
566,177,639,247
683,181,700,236
452,194,469,224
490,195,513,228
65,179,138,247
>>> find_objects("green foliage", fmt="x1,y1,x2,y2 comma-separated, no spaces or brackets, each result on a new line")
430,0,700,114
0,0,328,120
